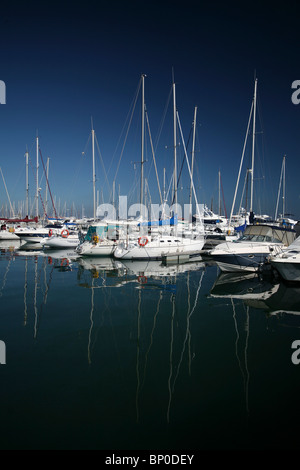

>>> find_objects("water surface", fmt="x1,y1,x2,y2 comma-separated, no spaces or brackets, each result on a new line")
0,240,299,450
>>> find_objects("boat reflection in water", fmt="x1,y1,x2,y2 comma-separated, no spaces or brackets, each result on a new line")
210,271,300,325
1,237,300,449
76,255,207,425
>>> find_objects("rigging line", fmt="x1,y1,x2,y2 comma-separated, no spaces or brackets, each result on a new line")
107,78,142,178
0,167,14,217
110,78,142,185
82,131,92,156
28,154,47,218
229,100,254,225
70,133,92,195
39,147,58,219
220,174,228,219
154,85,173,152
94,133,111,193
145,109,163,205
171,124,193,206
165,172,174,204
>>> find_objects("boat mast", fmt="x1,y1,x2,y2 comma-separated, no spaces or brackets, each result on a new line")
229,99,253,226
91,119,96,221
45,157,50,219
282,154,286,218
275,154,286,220
173,75,177,206
36,136,39,219
140,74,146,218
189,106,197,222
218,170,221,215
250,78,258,214
25,150,29,216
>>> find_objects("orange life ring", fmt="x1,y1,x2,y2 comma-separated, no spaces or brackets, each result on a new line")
61,258,69,267
138,236,148,247
61,229,69,238
138,275,147,284
48,229,53,237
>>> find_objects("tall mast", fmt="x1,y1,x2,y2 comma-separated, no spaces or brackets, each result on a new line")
91,119,96,221
189,106,197,220
25,150,29,216
218,169,221,216
173,77,177,206
36,136,39,219
282,154,286,218
45,157,50,219
250,78,258,213
140,74,146,217
275,154,286,220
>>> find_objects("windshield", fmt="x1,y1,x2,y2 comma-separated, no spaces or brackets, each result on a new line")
239,234,281,243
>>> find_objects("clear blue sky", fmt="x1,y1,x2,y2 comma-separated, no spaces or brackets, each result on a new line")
0,0,299,220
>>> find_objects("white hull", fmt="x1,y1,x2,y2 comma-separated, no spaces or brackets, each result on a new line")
42,235,80,249
0,230,19,240
15,227,52,243
76,240,116,257
114,235,205,260
210,242,284,273
209,224,296,272
271,260,300,282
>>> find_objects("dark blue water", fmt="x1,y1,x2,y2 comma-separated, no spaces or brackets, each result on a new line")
0,240,299,450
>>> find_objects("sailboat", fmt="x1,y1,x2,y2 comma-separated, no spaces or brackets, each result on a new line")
209,78,296,272
114,77,205,261
0,223,20,240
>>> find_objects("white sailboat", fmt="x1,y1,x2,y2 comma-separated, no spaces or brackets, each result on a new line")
209,78,296,272
115,77,205,261
76,221,117,256
0,224,20,240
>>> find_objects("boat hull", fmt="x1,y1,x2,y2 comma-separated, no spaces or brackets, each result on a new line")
114,237,205,260
270,259,300,282
42,236,80,249
76,241,115,257
211,252,271,273
0,230,19,240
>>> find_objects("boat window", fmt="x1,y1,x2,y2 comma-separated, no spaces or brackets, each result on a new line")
160,240,165,243
85,225,107,242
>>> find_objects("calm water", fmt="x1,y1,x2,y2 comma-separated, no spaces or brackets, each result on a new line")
0,239,299,450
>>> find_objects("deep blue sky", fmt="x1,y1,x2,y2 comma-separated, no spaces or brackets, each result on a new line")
0,0,299,219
